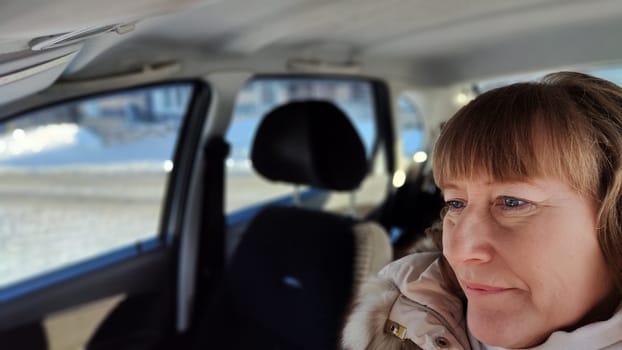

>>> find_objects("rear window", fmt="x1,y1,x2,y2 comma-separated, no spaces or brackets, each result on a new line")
476,65,622,93
225,78,378,213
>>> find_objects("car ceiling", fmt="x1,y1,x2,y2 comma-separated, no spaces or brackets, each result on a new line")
2,0,622,95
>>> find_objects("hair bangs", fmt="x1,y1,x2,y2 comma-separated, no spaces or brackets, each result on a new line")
433,81,599,196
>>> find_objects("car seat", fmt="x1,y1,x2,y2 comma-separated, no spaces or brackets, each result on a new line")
195,100,392,350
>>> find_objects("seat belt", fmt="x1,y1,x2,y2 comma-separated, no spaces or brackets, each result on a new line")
194,136,229,314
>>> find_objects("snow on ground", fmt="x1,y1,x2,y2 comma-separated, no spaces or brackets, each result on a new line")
0,121,393,288
0,124,178,287
1,123,177,170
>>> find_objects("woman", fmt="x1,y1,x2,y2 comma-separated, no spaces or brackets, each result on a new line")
343,72,622,349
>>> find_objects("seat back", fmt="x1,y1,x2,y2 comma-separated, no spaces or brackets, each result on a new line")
229,206,357,349
196,100,391,350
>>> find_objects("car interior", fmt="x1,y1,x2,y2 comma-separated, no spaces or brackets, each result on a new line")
194,100,391,349
2,0,622,349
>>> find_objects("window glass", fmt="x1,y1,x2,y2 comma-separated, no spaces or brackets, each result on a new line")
476,72,545,93
396,94,425,158
226,78,376,213
0,84,193,288
476,65,622,93
584,66,622,86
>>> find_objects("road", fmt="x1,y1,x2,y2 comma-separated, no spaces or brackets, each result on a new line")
0,169,388,288
0,171,164,287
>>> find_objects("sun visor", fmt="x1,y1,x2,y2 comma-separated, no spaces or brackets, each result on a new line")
0,44,81,105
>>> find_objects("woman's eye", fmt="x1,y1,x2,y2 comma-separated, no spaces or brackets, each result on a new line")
497,196,534,214
445,200,466,212
503,197,525,208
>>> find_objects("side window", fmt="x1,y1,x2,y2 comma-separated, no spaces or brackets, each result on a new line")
396,94,426,164
226,78,376,214
0,84,194,288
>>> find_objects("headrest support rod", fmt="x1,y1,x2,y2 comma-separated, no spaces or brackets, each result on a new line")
349,192,357,218
292,185,301,207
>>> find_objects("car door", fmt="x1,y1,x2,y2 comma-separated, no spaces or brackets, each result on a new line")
0,80,211,350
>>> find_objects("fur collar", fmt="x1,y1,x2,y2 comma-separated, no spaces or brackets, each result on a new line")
342,253,470,350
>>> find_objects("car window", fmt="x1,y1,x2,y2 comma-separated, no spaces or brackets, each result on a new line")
396,94,425,160
225,78,377,213
0,83,193,288
476,65,622,93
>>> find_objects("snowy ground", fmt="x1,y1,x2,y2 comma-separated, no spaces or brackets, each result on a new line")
0,122,181,287
0,170,388,288
0,170,166,287
0,121,389,289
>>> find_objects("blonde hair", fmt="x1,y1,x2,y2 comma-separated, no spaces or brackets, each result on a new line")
432,71,622,292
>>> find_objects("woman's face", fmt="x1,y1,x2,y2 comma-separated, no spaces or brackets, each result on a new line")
442,176,616,348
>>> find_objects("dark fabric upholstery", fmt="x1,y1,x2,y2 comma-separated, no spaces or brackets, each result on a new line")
197,207,356,350
194,100,369,350
227,207,355,350
0,322,48,350
251,100,368,191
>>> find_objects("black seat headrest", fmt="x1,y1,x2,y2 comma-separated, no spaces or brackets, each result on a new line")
251,100,368,191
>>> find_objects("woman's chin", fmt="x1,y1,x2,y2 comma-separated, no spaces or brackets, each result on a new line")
467,309,544,349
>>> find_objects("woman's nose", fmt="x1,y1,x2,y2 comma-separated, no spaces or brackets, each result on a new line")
443,207,495,265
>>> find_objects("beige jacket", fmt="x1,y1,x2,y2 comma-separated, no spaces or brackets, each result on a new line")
342,252,622,350
342,252,471,350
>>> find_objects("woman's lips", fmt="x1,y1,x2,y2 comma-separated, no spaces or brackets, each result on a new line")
462,281,516,296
